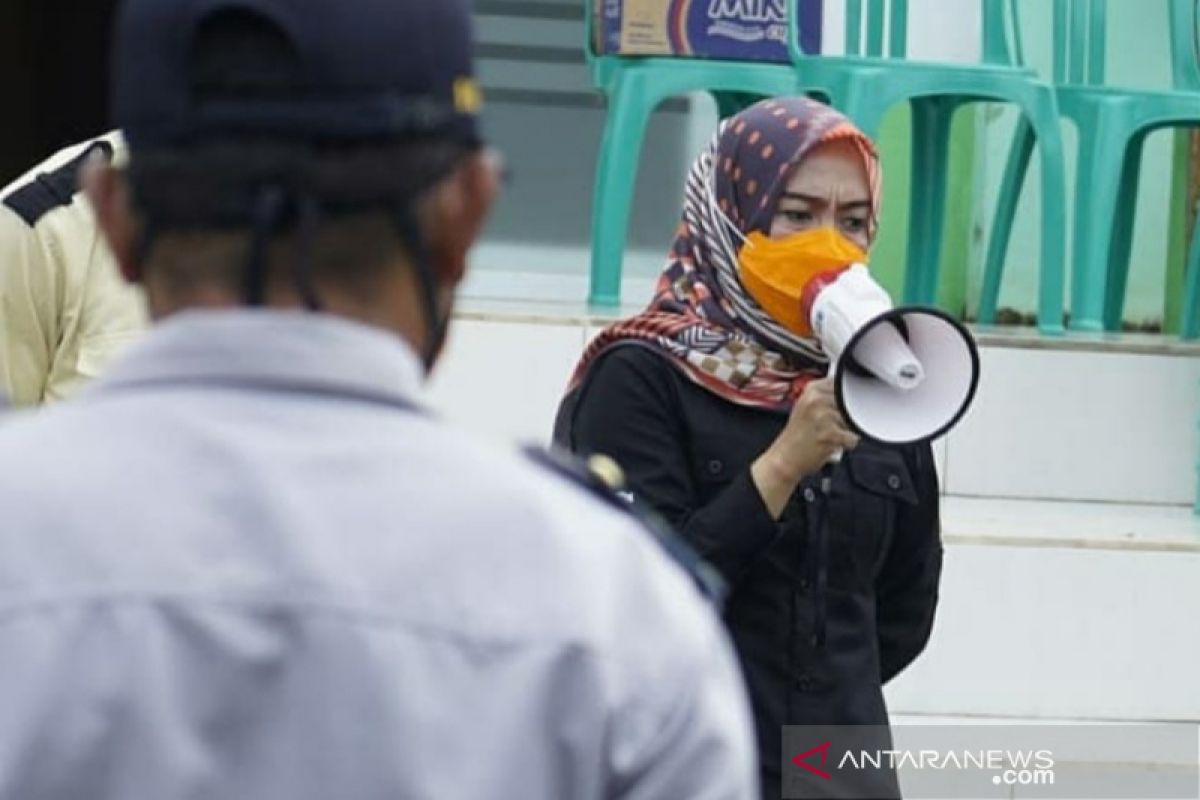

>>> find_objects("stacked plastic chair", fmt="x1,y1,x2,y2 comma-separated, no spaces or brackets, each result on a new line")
584,8,798,306
786,0,1068,333
988,0,1200,336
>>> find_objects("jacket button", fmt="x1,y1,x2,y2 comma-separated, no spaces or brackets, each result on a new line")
887,474,902,491
803,487,816,502
707,459,723,475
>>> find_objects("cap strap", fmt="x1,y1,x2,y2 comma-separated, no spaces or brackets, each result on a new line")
243,185,286,306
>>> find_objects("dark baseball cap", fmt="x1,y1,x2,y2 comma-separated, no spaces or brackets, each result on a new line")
111,0,484,151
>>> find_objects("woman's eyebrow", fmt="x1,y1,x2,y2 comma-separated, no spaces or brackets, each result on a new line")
778,192,824,204
778,192,871,209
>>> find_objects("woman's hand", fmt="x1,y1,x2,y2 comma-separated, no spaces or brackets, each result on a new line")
750,377,860,518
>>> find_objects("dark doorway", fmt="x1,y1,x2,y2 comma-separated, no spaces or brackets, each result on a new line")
0,0,118,185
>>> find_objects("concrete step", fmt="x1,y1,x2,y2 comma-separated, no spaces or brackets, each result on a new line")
891,496,1200,722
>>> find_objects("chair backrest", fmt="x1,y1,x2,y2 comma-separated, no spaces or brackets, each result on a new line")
982,0,1027,66
842,0,909,57
1168,0,1200,90
1056,0,1107,84
583,0,598,62
820,0,1024,66
1056,0,1200,90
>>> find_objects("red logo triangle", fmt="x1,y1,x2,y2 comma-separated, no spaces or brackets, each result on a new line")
792,740,833,780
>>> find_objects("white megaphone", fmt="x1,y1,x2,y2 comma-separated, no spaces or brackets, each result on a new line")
807,264,980,445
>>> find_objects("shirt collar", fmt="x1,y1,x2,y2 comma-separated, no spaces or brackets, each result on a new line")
93,309,428,407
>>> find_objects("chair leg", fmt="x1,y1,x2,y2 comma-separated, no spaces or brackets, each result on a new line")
589,72,656,307
980,115,1036,325
1031,105,1068,335
1069,112,1126,332
1101,134,1146,331
1181,205,1200,339
904,96,956,307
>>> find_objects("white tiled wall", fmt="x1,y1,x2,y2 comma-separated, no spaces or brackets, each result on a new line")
943,347,1200,505
424,319,585,447
931,435,949,487
885,544,1200,721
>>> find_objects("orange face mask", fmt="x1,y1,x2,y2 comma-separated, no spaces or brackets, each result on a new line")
737,227,868,337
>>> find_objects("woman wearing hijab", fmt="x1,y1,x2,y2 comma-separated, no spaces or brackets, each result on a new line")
555,97,941,799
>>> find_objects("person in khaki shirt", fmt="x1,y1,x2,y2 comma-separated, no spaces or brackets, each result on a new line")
0,131,147,407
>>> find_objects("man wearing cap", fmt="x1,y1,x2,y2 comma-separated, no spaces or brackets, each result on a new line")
0,132,148,406
0,2,757,798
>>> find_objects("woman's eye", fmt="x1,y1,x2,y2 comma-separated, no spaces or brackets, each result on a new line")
841,216,867,233
782,210,814,225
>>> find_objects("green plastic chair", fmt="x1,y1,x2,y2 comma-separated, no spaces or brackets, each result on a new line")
584,8,799,306
788,0,1069,334
987,0,1200,336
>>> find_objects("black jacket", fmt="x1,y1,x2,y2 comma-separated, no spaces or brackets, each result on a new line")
555,344,942,799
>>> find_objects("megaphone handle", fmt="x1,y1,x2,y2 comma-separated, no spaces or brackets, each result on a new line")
819,459,835,495
824,450,842,493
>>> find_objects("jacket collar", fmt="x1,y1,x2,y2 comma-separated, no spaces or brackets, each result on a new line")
93,309,428,409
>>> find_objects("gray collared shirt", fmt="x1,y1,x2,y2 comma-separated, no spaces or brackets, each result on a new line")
0,310,757,800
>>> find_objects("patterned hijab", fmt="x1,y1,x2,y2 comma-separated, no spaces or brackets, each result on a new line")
567,97,881,412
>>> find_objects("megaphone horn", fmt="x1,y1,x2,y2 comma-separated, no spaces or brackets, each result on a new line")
807,264,980,446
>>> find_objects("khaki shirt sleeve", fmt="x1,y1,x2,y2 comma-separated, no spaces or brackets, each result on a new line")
40,197,147,404
0,202,61,407
0,133,147,407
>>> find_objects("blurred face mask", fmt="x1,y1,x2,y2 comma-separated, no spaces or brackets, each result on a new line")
737,227,868,337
